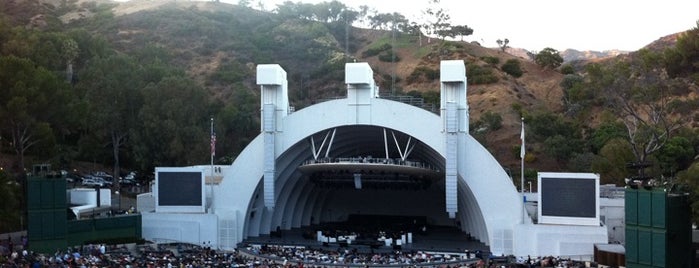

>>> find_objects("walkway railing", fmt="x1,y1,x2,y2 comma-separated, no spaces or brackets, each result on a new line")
315,94,439,114
301,157,441,173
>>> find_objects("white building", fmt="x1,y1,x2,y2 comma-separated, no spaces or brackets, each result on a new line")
140,60,607,257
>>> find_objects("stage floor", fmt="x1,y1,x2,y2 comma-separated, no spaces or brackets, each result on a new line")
241,225,488,255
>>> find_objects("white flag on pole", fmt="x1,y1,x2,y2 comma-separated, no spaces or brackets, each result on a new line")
520,119,525,159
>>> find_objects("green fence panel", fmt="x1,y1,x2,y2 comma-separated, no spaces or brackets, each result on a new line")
626,226,638,263
626,188,638,225
53,210,67,238
40,182,54,209
637,228,652,265
27,180,42,210
651,229,666,267
651,190,666,229
41,211,56,239
53,180,66,209
637,191,652,227
28,211,43,239
68,219,94,233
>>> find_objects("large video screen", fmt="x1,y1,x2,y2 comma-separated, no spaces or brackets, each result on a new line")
538,172,599,226
155,167,205,213
541,178,595,217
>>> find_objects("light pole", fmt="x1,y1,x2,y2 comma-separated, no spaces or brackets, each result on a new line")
115,190,121,211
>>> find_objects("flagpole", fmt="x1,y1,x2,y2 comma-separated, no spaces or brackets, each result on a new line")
210,117,214,213
520,117,525,223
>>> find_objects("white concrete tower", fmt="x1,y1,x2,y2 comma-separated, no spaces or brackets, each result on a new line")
256,64,290,209
345,62,377,124
440,60,468,218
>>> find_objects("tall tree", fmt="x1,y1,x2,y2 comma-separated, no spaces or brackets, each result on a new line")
0,170,20,232
586,55,687,166
77,54,144,189
422,0,451,43
0,56,73,172
134,77,211,171
664,21,699,79
61,38,79,82
677,162,699,225
591,138,635,185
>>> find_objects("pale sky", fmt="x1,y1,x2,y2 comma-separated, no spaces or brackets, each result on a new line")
115,0,699,52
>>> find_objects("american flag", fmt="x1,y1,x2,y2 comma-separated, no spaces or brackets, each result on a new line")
211,131,216,157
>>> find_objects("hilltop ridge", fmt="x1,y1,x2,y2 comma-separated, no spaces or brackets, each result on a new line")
1,0,696,175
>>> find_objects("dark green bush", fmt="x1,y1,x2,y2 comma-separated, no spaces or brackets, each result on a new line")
481,56,500,65
501,59,523,78
406,66,439,83
467,64,499,85
361,43,392,58
378,51,400,62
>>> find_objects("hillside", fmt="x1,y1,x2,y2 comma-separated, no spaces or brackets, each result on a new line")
1,0,697,181
98,0,567,168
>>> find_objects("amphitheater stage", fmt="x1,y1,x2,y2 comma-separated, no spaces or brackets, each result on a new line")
240,225,489,255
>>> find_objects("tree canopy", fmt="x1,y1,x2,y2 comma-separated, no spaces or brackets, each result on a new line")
534,47,563,69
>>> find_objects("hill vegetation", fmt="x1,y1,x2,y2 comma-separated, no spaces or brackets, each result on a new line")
1,0,699,229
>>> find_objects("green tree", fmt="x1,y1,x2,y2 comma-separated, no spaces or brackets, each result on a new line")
216,88,260,157
656,136,694,176
501,59,523,77
664,21,699,80
592,138,635,185
543,134,581,163
525,110,578,142
61,38,79,82
559,74,591,113
589,120,626,154
525,110,583,164
677,162,699,225
76,54,144,188
450,25,473,41
0,170,20,232
560,64,575,75
134,77,211,170
534,47,563,69
587,59,687,165
0,56,73,171
421,0,451,42
567,152,596,172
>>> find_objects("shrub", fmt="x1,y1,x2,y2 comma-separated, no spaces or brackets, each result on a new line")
406,66,439,83
361,43,392,58
501,59,523,78
467,64,499,85
481,56,500,65
560,64,575,74
378,51,400,62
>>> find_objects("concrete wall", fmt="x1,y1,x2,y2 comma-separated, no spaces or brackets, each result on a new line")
141,212,218,246
600,197,625,243
514,224,607,258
